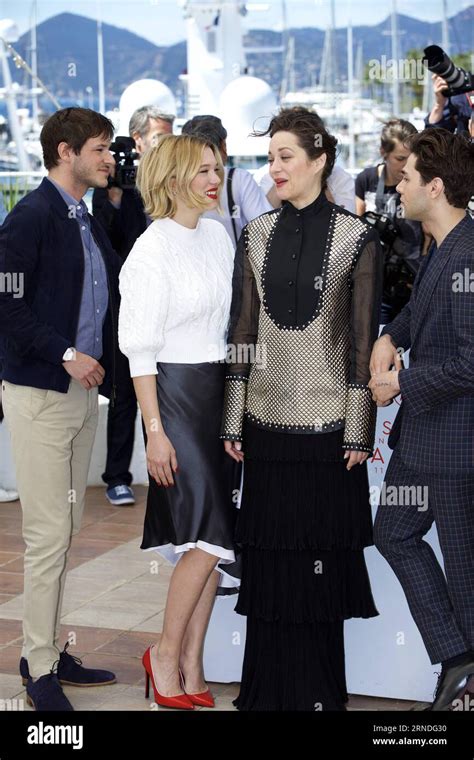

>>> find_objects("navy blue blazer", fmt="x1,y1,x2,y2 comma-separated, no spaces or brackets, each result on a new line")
0,177,125,401
382,214,474,475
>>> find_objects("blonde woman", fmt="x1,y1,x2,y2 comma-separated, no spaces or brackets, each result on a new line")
118,134,238,710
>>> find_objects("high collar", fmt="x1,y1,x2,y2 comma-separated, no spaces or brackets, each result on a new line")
281,191,328,218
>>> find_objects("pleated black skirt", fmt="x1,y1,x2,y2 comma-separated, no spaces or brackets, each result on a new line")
141,362,241,593
233,418,379,711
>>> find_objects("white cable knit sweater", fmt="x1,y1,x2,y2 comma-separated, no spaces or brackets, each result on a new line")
118,216,235,377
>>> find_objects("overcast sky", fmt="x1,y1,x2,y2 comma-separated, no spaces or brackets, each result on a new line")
1,0,472,47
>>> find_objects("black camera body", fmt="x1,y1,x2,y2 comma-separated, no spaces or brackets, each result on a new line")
363,210,399,248
363,210,418,319
108,136,139,190
423,45,474,98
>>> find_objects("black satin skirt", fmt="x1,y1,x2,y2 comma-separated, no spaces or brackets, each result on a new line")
141,362,241,593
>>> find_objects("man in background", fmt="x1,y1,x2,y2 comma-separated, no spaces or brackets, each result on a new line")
93,106,174,507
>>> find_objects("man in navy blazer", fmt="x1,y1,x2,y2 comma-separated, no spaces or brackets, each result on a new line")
369,128,474,711
0,107,126,710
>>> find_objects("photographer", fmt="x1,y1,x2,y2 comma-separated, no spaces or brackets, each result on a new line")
425,73,472,135
421,43,474,136
93,106,174,259
423,57,474,221
92,106,174,507
355,119,423,323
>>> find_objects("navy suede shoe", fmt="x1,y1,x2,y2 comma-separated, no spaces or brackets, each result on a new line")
20,643,116,687
26,673,74,711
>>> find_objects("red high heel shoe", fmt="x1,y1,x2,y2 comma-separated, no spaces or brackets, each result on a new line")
179,668,215,708
142,647,194,710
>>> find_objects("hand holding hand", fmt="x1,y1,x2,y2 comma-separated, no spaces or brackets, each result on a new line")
370,335,403,375
368,370,400,406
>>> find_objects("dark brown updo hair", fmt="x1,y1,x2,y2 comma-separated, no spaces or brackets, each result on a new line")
253,106,338,189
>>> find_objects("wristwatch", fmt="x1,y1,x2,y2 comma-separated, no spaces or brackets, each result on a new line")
62,347,76,362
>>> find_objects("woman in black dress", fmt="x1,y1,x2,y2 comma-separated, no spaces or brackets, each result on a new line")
221,107,383,711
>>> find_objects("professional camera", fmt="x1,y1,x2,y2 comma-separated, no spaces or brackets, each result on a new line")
363,210,418,319
423,45,474,98
363,210,399,248
108,136,139,190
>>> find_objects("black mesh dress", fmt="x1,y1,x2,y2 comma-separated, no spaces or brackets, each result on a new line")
221,192,383,710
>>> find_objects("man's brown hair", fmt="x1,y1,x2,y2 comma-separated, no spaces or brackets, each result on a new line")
406,128,474,209
40,107,114,170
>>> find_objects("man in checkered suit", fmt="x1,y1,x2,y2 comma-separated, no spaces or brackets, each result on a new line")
369,128,474,711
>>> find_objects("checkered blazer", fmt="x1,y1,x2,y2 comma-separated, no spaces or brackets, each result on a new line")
382,214,474,475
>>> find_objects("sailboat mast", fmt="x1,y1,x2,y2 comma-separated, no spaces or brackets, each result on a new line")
391,0,399,115
97,1,105,113
347,19,355,172
441,0,449,55
0,34,30,171
30,0,38,124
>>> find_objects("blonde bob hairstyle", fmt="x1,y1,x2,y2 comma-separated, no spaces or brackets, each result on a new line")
136,133,224,220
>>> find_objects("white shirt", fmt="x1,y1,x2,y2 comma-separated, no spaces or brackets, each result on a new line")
253,162,356,213
204,166,272,246
118,217,235,377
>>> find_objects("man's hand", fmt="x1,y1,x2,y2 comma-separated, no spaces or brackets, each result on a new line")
106,162,123,206
370,334,403,375
108,187,123,206
428,74,449,124
62,350,105,390
369,370,400,406
433,74,449,107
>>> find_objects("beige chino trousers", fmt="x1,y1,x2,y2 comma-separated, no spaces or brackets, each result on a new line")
2,378,98,678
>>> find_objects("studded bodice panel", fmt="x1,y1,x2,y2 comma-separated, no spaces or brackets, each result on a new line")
243,207,371,433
